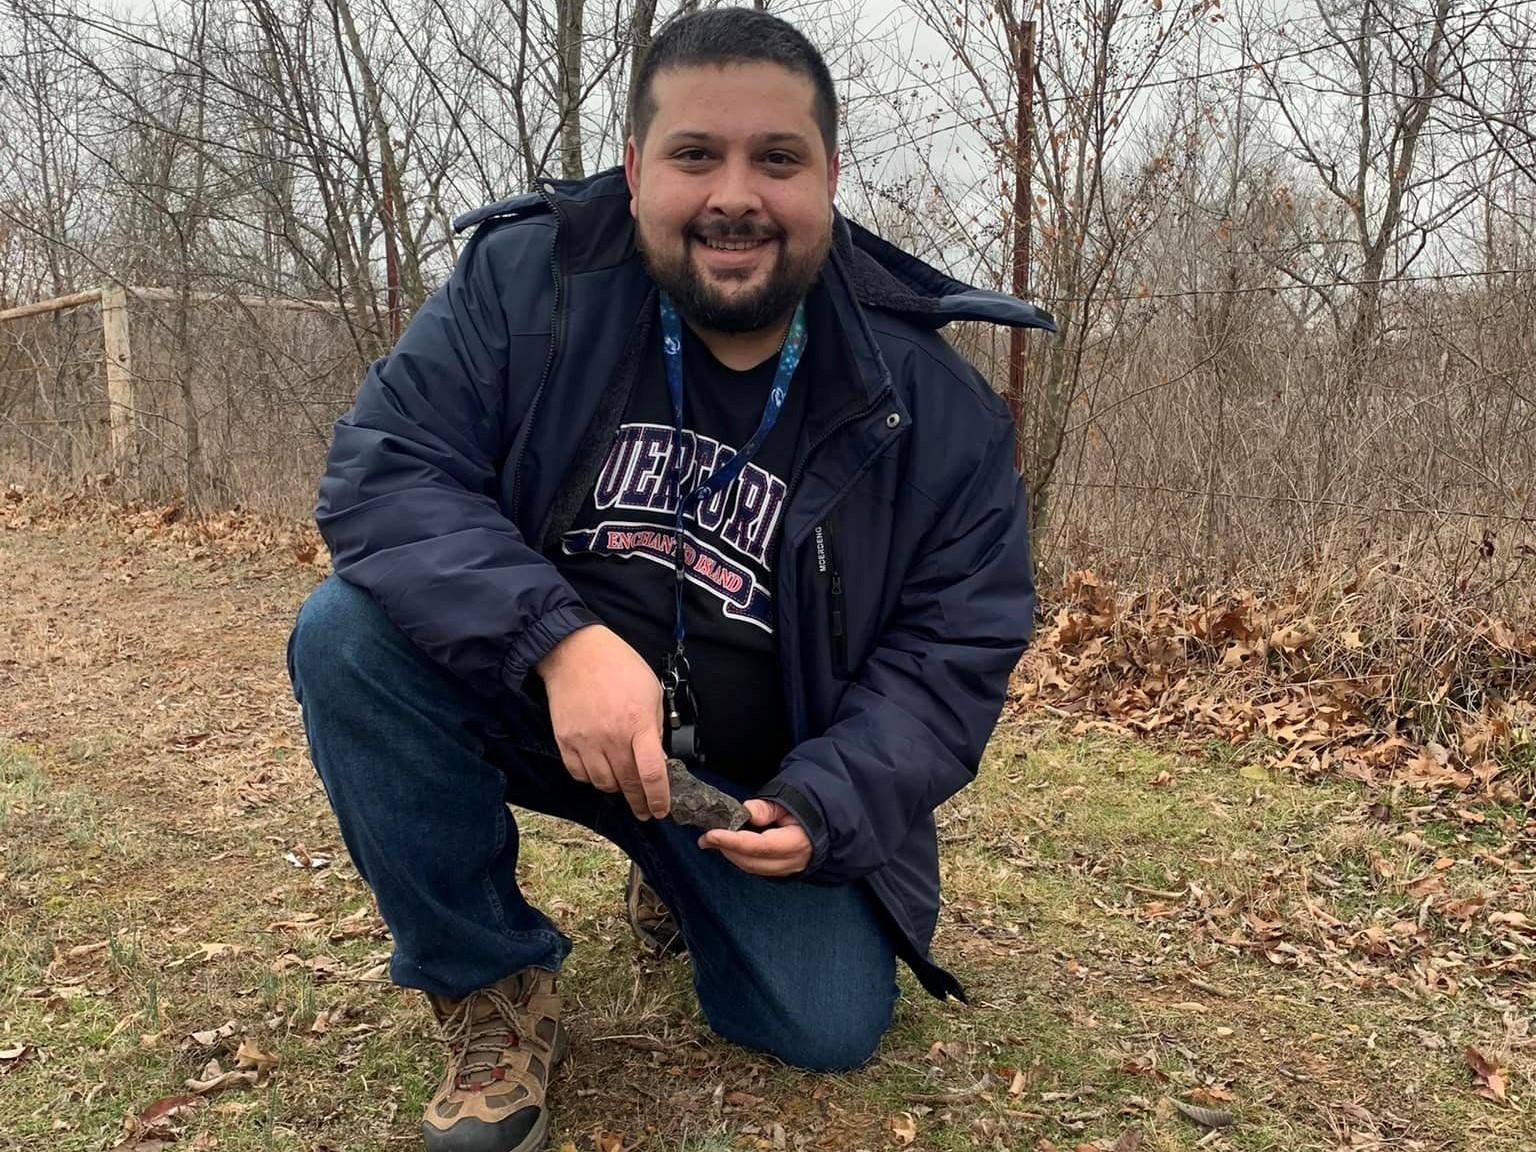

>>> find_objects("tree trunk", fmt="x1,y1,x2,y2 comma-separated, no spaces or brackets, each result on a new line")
332,0,427,312
627,0,659,134
556,0,585,179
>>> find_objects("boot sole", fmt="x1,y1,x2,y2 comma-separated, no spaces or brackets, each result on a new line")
519,1109,551,1152
421,1110,548,1152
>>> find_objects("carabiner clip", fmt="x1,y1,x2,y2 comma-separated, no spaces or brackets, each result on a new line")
660,649,703,764
661,651,686,732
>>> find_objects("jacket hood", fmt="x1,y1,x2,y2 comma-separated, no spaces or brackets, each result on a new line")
453,168,1056,336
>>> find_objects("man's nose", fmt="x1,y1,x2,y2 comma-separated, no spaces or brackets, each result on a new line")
704,154,764,218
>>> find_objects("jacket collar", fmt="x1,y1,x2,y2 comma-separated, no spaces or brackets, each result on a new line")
453,167,1056,407
455,166,1056,332
831,213,1056,333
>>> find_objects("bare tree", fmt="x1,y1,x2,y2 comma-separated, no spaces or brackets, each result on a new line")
862,0,1203,548
626,0,660,128
1,0,1530,583
557,0,587,177
1245,0,1474,363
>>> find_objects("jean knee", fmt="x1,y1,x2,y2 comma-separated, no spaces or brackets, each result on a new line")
287,575,389,697
713,983,894,1072
770,1007,890,1071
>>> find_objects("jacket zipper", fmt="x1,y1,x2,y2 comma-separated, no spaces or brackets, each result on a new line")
507,181,564,515
829,569,848,677
778,390,901,738
778,244,898,518
811,520,850,678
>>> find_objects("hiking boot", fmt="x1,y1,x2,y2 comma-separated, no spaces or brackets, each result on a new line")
422,968,567,1152
626,862,685,957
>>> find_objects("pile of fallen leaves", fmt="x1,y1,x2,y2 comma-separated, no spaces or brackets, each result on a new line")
1015,570,1536,802
2,481,329,573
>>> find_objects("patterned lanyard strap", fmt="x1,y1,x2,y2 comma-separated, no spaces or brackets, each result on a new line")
657,291,807,744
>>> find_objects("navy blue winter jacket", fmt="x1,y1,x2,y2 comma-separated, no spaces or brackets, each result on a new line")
315,168,1054,999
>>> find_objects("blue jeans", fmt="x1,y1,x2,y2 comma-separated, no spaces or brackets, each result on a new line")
286,575,897,1070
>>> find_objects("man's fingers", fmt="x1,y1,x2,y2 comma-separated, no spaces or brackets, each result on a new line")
559,743,591,784
632,730,670,819
715,847,800,877
741,798,785,827
601,727,657,820
700,818,813,877
611,755,652,820
582,750,620,795
703,825,802,859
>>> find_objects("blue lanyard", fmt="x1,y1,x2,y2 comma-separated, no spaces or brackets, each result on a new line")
659,291,807,662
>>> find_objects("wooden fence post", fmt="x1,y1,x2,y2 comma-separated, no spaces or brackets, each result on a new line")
100,287,137,482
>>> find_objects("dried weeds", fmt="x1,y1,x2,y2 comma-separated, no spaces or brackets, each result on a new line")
1016,569,1536,801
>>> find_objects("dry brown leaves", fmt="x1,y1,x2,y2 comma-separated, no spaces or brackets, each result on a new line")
1,482,329,572
1015,570,1536,801
112,1032,279,1148
114,1093,206,1150
1464,1046,1510,1103
0,1044,35,1073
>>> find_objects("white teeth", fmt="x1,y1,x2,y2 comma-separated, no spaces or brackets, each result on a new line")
701,238,765,251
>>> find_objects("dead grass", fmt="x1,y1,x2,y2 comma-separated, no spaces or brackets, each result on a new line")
1,496,1532,1151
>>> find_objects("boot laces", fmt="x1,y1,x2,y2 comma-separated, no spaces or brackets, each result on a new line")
440,982,528,1091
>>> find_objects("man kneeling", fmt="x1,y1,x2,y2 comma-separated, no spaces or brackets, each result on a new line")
287,7,1050,1151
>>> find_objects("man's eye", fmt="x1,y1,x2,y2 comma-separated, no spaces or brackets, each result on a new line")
674,148,710,162
763,152,798,167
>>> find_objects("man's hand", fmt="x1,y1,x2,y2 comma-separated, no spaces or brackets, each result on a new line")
698,799,812,876
536,625,670,820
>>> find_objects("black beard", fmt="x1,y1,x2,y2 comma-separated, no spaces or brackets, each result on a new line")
639,226,827,334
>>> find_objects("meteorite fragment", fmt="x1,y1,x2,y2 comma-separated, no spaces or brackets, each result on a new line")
665,758,750,832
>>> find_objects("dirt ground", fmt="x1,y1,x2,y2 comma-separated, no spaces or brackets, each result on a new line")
2,496,1532,1151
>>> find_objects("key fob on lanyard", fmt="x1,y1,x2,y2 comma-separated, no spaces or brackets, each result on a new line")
662,650,705,765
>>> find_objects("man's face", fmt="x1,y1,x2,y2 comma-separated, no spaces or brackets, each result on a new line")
626,62,840,334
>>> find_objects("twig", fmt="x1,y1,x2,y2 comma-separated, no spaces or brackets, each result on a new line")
1184,977,1237,999
905,1089,991,1105
1124,882,1189,900
591,1033,673,1052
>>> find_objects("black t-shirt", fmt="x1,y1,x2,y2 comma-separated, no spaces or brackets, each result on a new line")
551,305,811,788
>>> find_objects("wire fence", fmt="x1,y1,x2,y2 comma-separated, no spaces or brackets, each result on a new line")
0,288,369,513
6,285,1529,614
952,267,1536,600
4,271,1532,619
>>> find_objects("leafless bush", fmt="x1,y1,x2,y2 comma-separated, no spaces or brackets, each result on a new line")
126,297,362,511
0,308,107,479
1,0,1532,608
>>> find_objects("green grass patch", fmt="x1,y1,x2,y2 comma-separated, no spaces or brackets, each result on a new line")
4,708,1530,1149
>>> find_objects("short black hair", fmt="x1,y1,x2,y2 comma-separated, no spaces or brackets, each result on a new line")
628,7,838,156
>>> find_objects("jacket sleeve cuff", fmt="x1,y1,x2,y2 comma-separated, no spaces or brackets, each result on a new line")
754,779,831,877
499,604,602,692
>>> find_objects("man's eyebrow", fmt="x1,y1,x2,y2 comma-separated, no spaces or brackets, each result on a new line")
753,132,812,149
659,130,812,149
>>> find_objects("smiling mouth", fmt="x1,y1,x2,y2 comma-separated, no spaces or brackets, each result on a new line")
694,235,776,252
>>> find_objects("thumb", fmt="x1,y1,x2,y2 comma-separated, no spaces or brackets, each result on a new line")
742,798,788,827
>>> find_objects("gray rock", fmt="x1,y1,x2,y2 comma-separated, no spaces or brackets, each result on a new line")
665,758,750,832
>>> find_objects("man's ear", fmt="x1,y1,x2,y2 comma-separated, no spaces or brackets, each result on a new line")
625,137,641,218
827,149,840,204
